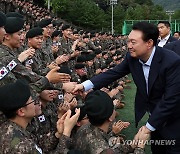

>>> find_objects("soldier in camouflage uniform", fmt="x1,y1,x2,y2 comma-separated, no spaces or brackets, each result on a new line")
0,16,72,93
0,80,77,154
27,88,60,153
58,24,80,70
38,18,55,66
25,27,54,76
86,53,96,79
75,90,148,154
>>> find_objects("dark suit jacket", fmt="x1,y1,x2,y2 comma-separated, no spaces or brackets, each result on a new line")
157,36,177,46
90,46,180,139
164,40,180,56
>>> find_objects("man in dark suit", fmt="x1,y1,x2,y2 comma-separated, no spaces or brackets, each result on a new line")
73,22,180,154
157,21,177,47
164,40,180,56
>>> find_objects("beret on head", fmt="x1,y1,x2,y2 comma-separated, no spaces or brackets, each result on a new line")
38,18,52,28
83,35,89,39
75,63,85,69
0,11,6,27
94,49,102,55
58,65,72,75
86,54,95,61
26,27,43,38
77,55,87,63
71,105,87,122
5,17,24,33
61,24,71,31
102,51,108,56
6,12,24,19
51,30,61,38
85,90,114,125
0,80,31,112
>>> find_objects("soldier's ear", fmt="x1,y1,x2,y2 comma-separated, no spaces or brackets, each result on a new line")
76,121,81,127
16,108,26,117
4,33,10,41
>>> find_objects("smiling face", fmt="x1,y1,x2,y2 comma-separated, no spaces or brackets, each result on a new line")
127,30,153,61
40,90,54,102
28,35,43,49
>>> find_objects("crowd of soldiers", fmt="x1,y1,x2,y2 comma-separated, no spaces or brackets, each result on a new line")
0,0,164,153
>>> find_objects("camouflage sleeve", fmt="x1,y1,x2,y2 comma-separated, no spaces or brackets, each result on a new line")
50,135,73,154
134,147,145,154
29,77,50,93
88,41,99,50
38,131,59,153
113,143,134,154
0,48,50,93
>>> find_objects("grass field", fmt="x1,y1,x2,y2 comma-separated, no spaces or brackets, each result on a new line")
117,75,151,153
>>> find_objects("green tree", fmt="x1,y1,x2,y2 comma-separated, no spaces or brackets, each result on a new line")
172,10,180,19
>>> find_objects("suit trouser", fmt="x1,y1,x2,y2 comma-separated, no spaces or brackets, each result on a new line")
151,130,180,154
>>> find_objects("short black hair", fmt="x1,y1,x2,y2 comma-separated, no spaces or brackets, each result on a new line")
174,31,180,35
132,21,159,46
158,21,170,28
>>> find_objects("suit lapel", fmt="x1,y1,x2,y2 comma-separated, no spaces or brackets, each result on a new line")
148,47,162,95
132,60,148,97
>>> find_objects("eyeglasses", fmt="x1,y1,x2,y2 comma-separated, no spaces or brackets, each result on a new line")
23,99,40,107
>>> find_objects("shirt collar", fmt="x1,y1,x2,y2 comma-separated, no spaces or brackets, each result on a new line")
160,34,170,41
139,46,156,66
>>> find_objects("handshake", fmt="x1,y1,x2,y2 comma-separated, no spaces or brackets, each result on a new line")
62,82,85,94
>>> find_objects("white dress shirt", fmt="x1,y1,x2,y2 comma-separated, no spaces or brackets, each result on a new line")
158,34,170,47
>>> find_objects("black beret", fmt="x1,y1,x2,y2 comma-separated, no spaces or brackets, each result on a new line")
106,58,113,65
90,34,95,39
71,105,87,122
83,35,89,39
86,54,95,61
0,11,6,27
58,65,72,75
0,80,31,112
61,24,71,31
85,90,114,124
77,56,87,63
75,63,85,69
102,51,108,56
26,27,43,38
38,18,52,28
51,30,61,38
6,12,24,19
5,17,24,33
45,84,61,91
79,30,84,35
115,57,123,61
94,49,102,55
73,30,78,35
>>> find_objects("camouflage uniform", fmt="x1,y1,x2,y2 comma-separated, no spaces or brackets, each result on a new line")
0,120,42,153
0,120,72,154
41,39,55,66
27,102,58,153
88,40,99,51
87,66,95,79
0,44,50,93
28,48,50,76
75,124,145,154
58,37,75,70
